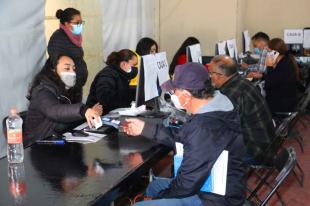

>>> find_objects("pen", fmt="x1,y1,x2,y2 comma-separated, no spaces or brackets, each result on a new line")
36,140,65,145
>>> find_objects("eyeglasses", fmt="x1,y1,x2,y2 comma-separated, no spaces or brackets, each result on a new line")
208,71,224,77
70,20,85,25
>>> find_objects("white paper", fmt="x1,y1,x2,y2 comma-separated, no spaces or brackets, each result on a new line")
210,150,228,195
226,39,238,60
284,29,303,44
175,142,184,156
188,44,202,63
118,105,147,116
303,29,310,49
63,132,106,144
217,41,227,55
142,54,159,101
243,30,251,52
155,52,170,85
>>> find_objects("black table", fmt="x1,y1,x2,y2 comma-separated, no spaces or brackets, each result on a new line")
0,130,170,206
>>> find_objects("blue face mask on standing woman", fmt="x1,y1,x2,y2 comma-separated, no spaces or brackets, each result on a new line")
71,24,83,35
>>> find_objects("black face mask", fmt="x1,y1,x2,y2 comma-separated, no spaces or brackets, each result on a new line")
125,67,138,80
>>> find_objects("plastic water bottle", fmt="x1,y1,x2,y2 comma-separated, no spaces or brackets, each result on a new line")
6,108,24,163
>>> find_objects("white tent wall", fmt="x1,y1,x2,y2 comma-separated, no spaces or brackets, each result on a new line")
0,0,46,157
100,0,156,60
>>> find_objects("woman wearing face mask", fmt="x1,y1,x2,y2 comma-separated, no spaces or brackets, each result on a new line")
25,55,102,144
48,8,87,103
86,49,138,115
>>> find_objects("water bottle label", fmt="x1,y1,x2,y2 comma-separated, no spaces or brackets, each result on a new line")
7,129,22,144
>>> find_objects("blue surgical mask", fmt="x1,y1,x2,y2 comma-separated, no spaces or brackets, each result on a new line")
254,48,262,55
71,24,83,35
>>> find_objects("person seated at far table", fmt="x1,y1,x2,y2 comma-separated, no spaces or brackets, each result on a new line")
86,49,138,114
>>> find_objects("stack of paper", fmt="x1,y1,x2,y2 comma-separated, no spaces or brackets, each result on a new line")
63,132,106,144
118,105,147,116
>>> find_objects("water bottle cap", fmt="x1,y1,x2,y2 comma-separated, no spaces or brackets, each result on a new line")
10,108,17,116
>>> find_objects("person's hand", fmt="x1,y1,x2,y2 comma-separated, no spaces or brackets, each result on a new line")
85,108,100,128
122,119,145,136
92,103,103,116
247,71,263,79
241,63,249,70
265,55,276,67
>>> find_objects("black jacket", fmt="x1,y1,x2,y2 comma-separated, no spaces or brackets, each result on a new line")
86,65,137,114
48,29,88,102
25,77,87,142
142,110,246,206
265,55,297,113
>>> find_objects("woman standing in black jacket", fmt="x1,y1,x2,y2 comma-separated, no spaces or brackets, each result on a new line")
25,54,102,143
86,49,138,114
48,8,87,103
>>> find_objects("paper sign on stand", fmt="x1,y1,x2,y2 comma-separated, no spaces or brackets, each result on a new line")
284,29,303,44
217,41,227,55
303,29,310,49
188,43,202,63
227,39,238,61
142,54,159,101
156,52,170,85
243,30,251,52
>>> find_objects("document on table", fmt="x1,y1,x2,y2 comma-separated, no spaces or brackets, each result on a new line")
63,132,106,144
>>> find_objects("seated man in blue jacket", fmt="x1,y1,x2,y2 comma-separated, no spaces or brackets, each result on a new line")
123,63,246,206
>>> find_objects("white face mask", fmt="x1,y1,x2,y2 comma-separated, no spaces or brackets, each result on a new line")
60,72,76,89
171,94,184,110
126,67,132,73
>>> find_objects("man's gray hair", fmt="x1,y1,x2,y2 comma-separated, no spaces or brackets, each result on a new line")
211,55,238,77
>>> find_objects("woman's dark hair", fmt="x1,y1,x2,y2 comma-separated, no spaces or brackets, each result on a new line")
56,8,81,25
106,49,137,66
268,38,300,80
28,54,71,99
188,80,215,99
169,37,200,76
136,37,158,56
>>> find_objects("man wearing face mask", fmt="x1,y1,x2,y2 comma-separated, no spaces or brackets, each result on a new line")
245,32,270,77
122,63,246,206
25,55,102,145
86,49,138,115
48,8,88,103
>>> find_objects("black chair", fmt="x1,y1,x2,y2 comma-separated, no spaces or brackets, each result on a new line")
246,147,298,206
2,111,28,147
247,112,304,191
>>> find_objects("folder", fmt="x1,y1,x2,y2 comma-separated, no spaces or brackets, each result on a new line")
174,142,228,195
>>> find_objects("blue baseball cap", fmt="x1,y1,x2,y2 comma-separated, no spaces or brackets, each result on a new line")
162,62,210,92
